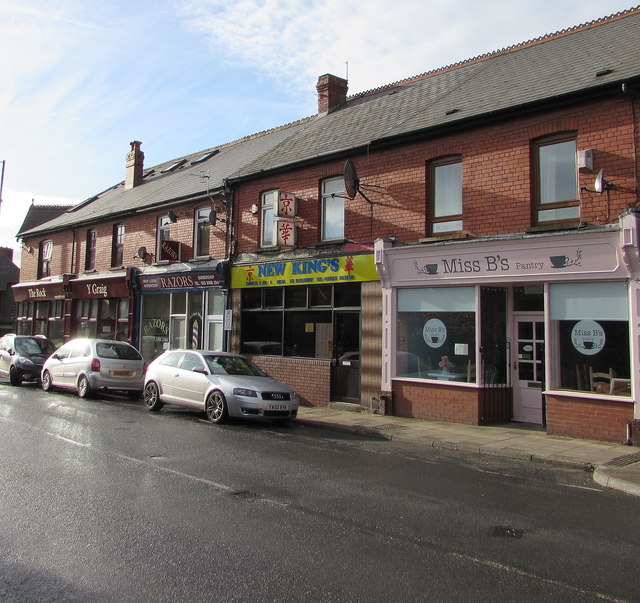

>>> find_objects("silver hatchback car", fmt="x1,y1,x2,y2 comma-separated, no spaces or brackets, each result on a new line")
144,350,299,423
41,338,145,399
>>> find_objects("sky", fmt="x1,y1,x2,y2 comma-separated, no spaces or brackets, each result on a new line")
0,0,636,264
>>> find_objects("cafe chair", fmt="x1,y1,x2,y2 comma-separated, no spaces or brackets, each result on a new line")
589,367,615,393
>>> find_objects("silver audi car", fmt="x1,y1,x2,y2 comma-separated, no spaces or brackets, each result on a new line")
144,350,299,424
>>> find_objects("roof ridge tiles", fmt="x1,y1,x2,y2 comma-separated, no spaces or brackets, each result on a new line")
347,6,640,102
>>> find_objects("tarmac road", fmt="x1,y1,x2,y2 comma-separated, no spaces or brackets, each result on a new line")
1,382,640,602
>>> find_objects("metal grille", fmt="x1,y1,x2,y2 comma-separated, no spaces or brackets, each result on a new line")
480,340,512,424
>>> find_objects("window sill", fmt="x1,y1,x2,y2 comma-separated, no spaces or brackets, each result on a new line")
418,231,472,244
545,388,633,402
526,221,582,233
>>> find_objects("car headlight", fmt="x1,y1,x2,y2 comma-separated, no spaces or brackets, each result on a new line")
233,388,258,397
15,358,35,369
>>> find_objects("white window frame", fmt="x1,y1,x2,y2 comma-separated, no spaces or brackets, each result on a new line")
157,216,171,257
321,177,345,241
430,157,462,234
194,207,211,258
261,190,278,247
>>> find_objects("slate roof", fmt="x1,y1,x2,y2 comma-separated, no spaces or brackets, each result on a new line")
17,204,74,237
20,7,640,238
234,8,640,178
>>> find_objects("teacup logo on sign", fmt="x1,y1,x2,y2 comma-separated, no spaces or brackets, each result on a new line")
549,249,582,269
571,319,605,356
423,318,446,348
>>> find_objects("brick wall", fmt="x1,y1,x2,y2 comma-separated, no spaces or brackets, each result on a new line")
248,355,331,407
234,97,637,248
392,381,480,424
546,394,634,443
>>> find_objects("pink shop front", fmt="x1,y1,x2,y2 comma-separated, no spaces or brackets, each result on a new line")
374,213,640,444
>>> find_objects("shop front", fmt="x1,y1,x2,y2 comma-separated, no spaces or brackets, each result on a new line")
69,270,134,342
374,213,640,443
136,261,227,362
12,276,71,346
231,253,380,407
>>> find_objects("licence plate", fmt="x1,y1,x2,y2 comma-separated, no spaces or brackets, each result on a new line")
268,404,288,410
112,370,132,377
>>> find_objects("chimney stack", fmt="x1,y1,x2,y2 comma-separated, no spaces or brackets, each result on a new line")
316,74,348,114
125,141,144,190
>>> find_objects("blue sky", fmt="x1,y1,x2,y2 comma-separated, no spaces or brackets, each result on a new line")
0,0,635,262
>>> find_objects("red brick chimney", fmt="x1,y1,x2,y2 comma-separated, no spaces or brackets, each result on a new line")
316,74,348,114
125,141,144,190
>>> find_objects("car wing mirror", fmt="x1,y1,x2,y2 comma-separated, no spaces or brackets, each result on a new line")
192,368,208,375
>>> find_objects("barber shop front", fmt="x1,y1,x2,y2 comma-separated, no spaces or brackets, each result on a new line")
375,214,640,443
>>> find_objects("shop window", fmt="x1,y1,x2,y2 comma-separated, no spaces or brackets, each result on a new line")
428,157,462,234
534,134,579,224
117,298,130,341
261,190,278,247
550,282,630,395
85,229,97,270
321,177,345,241
157,216,171,257
396,287,476,383
194,207,210,258
112,224,125,267
48,301,64,346
241,283,361,358
38,240,53,278
16,302,33,335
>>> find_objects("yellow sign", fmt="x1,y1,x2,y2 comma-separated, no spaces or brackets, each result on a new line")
231,254,379,288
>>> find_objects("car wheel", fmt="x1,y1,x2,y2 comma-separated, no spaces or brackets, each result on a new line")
77,375,92,399
9,367,22,387
205,390,227,424
143,381,163,411
41,370,53,392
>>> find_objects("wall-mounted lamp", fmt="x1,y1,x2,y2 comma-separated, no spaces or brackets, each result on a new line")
250,204,259,215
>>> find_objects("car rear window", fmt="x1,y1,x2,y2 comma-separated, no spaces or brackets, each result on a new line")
96,342,142,361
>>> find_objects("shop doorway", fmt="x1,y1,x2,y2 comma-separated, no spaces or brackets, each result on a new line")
512,313,544,424
332,311,360,403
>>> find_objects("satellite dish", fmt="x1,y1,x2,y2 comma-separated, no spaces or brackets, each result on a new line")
594,169,610,194
208,210,217,226
138,246,148,260
344,159,359,200
167,210,178,223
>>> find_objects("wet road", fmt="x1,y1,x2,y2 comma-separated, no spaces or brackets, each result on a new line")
1,382,639,602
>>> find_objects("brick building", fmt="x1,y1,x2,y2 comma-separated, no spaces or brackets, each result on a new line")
15,8,640,442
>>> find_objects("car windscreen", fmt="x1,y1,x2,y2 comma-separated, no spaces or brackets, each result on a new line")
15,338,46,356
204,355,266,377
96,342,142,361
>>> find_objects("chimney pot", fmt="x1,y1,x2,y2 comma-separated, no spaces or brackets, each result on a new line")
125,140,144,190
316,74,348,114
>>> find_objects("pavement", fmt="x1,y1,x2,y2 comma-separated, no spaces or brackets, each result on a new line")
296,405,640,497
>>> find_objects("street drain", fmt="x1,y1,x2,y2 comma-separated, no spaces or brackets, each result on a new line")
231,490,261,499
491,526,526,538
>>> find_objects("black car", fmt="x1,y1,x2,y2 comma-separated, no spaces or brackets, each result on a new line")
0,334,57,386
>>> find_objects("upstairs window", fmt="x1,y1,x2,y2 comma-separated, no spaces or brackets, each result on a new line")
534,134,578,223
321,177,345,241
194,207,210,257
429,157,462,234
85,229,97,270
38,240,53,278
111,224,125,267
261,190,277,247
157,216,171,257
